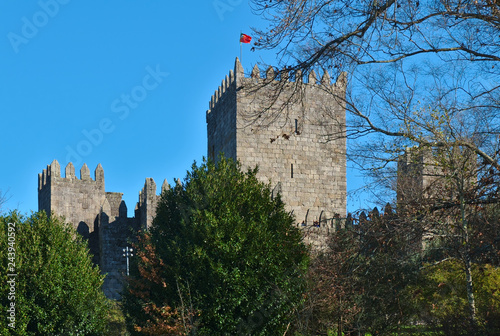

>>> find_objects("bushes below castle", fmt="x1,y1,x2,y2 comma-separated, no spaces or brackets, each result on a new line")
0,211,111,335
299,207,500,336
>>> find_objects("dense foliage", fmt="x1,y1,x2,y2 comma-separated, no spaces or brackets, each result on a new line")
303,206,500,336
413,260,500,335
301,209,422,335
123,232,189,335
123,157,309,335
0,211,109,335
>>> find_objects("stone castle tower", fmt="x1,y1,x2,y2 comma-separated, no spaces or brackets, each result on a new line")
397,146,477,208
38,58,349,297
38,160,167,299
206,58,347,226
397,148,439,206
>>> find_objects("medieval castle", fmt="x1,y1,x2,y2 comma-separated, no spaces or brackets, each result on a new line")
39,58,349,299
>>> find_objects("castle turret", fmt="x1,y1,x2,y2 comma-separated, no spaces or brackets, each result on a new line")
397,145,477,210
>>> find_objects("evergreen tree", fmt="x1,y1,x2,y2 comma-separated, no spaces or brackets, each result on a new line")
124,157,309,335
0,211,109,335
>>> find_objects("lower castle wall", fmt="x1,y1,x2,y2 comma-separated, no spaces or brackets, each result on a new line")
99,213,136,300
38,161,162,300
300,217,349,251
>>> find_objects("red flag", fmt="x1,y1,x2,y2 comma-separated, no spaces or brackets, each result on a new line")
240,33,252,44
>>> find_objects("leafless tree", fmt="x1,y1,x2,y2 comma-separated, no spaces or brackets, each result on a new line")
250,0,499,172
0,189,8,214
250,0,500,331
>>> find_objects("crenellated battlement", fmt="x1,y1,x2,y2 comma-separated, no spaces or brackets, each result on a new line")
208,69,235,112
298,216,351,251
37,160,170,245
207,58,346,115
38,160,105,191
38,161,107,236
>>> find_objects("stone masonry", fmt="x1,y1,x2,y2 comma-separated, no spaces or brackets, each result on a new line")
397,146,477,208
38,160,166,299
38,58,349,297
397,148,439,206
207,58,347,248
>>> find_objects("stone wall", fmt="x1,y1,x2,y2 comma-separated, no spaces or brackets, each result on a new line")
99,193,136,300
207,58,347,227
397,146,477,208
38,160,165,300
38,160,106,237
300,216,350,251
135,178,168,230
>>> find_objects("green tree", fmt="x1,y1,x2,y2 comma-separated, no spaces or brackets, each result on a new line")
412,259,500,336
124,157,309,335
0,211,110,335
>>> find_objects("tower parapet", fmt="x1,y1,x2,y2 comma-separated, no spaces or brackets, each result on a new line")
207,58,347,232
38,160,106,234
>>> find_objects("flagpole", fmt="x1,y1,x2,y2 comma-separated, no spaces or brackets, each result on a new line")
240,31,242,62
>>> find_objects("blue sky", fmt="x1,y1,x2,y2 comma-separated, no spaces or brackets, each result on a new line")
0,1,368,216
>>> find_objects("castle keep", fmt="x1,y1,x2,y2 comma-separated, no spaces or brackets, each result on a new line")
38,58,348,298
207,58,347,224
